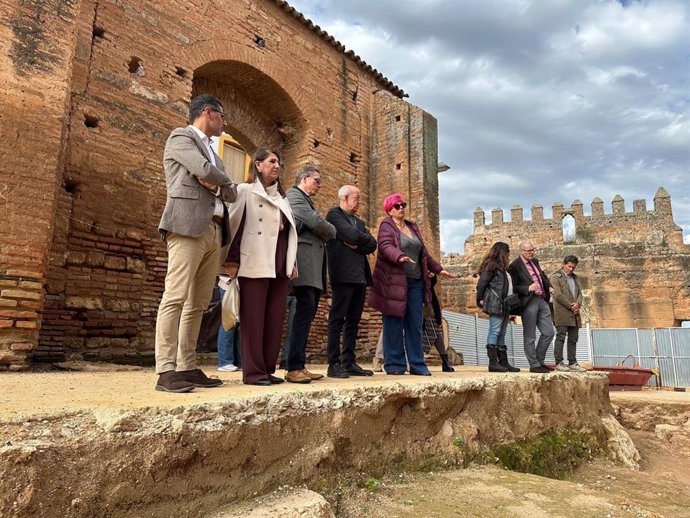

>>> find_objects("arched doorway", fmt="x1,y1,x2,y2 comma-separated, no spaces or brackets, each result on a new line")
192,60,307,183
562,214,576,243
192,61,307,353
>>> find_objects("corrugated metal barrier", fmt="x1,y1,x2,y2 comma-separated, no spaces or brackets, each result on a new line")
442,310,690,388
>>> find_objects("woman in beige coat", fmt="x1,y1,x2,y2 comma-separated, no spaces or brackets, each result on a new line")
225,148,298,385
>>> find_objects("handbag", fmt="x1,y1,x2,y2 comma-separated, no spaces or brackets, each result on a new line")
490,288,521,315
504,293,521,315
221,278,240,330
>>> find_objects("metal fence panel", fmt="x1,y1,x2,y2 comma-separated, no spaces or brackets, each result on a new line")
443,310,690,387
443,311,590,369
670,328,690,387
444,312,479,365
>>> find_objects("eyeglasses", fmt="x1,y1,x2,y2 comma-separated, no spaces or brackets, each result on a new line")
522,248,535,252
311,176,321,185
392,202,407,210
209,108,228,120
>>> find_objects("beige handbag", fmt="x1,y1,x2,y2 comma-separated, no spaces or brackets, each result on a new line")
221,278,240,330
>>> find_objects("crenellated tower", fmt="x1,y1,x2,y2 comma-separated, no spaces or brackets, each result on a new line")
445,188,690,329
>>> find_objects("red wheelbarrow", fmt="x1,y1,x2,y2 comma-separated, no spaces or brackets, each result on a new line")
591,355,657,391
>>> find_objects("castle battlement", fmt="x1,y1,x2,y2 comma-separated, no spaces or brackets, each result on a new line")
473,187,674,229
448,187,690,330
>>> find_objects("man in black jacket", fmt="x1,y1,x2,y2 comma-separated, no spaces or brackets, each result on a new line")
508,240,555,373
325,185,377,378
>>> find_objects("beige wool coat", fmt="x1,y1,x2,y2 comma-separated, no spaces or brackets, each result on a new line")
549,268,583,327
227,182,298,279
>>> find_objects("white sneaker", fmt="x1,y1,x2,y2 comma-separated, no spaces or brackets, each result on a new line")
555,362,570,372
217,364,239,372
568,363,587,372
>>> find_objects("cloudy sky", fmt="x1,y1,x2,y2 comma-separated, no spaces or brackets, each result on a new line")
287,0,690,253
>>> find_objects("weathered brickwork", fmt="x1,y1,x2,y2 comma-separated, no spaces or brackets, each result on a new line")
0,0,84,369
444,188,690,328
0,0,440,368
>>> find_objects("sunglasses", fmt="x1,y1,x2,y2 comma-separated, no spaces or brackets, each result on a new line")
392,202,407,210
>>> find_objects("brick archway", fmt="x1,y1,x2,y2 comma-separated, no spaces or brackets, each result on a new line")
192,60,307,178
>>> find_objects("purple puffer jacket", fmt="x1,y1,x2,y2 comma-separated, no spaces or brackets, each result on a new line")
368,217,443,318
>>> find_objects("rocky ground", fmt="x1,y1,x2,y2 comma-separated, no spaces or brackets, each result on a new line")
332,429,690,518
213,417,690,518
1,364,688,517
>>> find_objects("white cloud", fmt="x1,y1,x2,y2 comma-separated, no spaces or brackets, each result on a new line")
288,0,690,252
440,218,474,253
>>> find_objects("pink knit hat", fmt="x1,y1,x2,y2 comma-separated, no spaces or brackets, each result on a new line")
383,193,405,213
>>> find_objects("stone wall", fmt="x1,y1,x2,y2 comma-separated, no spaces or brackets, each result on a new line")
0,0,440,368
443,188,690,328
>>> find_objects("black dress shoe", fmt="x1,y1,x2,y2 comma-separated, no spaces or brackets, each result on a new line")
529,366,551,374
386,370,405,375
269,375,285,384
327,363,351,378
410,370,432,376
248,379,272,386
346,362,374,376
540,363,555,371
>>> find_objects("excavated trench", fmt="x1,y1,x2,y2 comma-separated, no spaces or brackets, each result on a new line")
0,371,637,517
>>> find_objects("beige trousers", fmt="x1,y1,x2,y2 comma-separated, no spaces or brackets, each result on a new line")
155,222,222,373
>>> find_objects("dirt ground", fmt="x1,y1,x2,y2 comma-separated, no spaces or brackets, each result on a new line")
334,429,690,518
0,363,522,417
4,362,686,419
2,364,688,518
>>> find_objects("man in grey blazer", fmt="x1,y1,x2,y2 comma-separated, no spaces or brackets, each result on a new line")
155,94,237,393
285,166,336,383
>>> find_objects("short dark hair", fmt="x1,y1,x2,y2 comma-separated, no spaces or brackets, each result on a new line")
189,94,223,123
295,165,319,185
563,255,579,265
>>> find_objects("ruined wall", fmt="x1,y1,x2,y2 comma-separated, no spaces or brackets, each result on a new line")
0,0,440,367
0,0,84,370
370,93,440,258
444,188,690,328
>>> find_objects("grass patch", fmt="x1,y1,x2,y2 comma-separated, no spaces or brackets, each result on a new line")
365,477,381,492
481,429,605,480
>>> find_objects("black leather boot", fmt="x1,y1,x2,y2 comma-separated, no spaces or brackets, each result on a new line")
497,347,520,372
440,354,455,372
487,345,508,372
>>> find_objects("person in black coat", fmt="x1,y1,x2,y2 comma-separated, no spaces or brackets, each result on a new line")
476,242,520,372
507,240,555,373
325,186,378,378
427,274,455,372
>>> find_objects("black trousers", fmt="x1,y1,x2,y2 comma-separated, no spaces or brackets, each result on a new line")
327,283,366,367
287,286,321,371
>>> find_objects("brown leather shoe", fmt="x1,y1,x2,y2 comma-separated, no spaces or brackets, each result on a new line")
285,369,311,384
177,368,223,387
155,371,195,393
302,368,324,380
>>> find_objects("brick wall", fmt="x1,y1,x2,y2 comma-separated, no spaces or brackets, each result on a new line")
0,0,83,369
0,0,441,366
